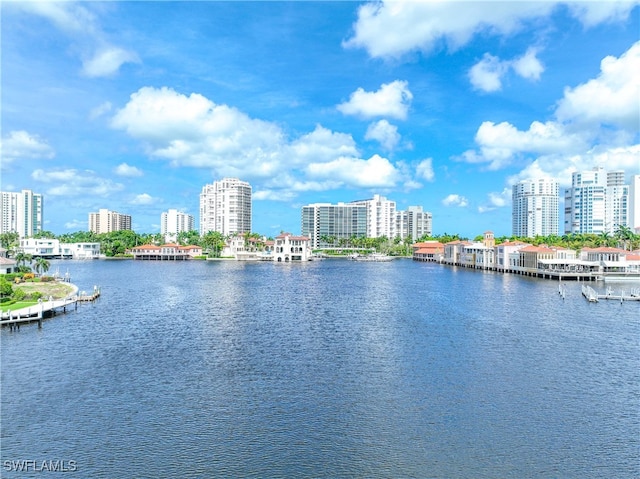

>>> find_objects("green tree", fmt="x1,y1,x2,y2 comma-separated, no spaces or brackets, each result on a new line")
201,231,225,257
34,257,51,276
0,232,20,250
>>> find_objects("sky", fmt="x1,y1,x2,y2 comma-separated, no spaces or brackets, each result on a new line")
1,0,639,239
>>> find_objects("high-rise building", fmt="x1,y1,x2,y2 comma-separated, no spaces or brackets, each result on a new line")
301,202,368,249
0,189,43,238
396,206,432,241
88,209,132,234
161,209,195,242
199,178,252,236
629,175,640,234
564,167,629,235
512,178,559,237
349,194,396,239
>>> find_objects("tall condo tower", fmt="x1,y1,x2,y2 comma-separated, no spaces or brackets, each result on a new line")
161,209,195,242
629,175,640,234
512,178,559,237
0,189,43,238
564,167,629,235
199,178,252,236
396,206,433,241
88,209,132,234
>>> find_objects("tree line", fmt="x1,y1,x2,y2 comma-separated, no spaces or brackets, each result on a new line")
0,225,638,260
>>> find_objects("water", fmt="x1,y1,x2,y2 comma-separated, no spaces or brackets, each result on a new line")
1,259,639,478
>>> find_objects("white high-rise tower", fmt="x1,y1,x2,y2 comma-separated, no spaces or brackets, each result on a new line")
199,178,252,236
512,178,559,237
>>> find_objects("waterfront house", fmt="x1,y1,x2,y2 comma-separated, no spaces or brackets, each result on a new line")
0,248,17,274
131,243,193,260
495,241,529,272
273,233,312,262
443,240,472,265
412,241,444,262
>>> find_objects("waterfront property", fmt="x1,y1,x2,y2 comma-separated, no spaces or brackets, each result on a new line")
415,231,640,281
130,243,202,260
273,233,312,262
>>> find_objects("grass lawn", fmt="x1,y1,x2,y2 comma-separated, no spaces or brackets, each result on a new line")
1,301,39,313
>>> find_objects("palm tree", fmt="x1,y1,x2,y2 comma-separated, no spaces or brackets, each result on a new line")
34,257,51,276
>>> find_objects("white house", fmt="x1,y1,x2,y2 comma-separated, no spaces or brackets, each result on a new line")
273,233,312,262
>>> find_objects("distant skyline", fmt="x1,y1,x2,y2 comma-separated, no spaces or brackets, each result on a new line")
1,1,639,238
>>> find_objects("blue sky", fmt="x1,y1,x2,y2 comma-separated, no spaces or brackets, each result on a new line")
2,1,639,239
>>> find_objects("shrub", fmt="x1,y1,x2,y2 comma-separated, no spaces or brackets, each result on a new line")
12,288,26,301
40,276,55,282
30,292,43,301
23,273,35,280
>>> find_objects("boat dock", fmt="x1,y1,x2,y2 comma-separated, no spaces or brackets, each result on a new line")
581,285,640,303
1,287,101,330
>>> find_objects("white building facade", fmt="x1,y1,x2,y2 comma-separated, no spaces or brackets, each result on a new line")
199,178,252,236
161,209,195,242
88,209,132,234
396,206,432,241
301,203,368,249
564,167,629,235
512,178,559,237
0,189,43,238
350,194,396,239
627,174,640,234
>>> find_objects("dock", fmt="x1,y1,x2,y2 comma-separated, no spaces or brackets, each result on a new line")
581,285,640,303
1,286,101,330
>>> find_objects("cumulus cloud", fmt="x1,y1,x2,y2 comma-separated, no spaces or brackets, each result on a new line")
344,1,636,59
306,154,401,188
469,48,544,92
31,168,124,197
555,41,640,130
461,41,639,172
442,194,468,207
0,130,55,164
130,193,154,205
111,86,413,197
512,47,544,81
114,163,143,177
337,81,413,120
365,120,400,150
416,158,435,182
288,125,359,165
469,53,510,92
15,2,138,78
478,188,512,213
462,120,588,169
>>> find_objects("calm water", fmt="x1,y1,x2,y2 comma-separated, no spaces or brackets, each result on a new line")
1,259,639,478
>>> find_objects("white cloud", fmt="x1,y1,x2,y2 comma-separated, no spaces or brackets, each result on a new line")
0,130,55,164
555,40,640,130
15,2,138,78
111,86,414,196
469,53,509,92
130,193,154,205
469,48,544,92
478,188,512,213
31,168,124,197
287,125,359,165
512,47,544,81
442,194,468,207
344,1,636,59
337,81,413,120
509,144,640,188
114,163,143,177
306,154,400,188
365,120,400,150
462,120,587,169
82,47,139,78
111,86,285,176
416,158,435,182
